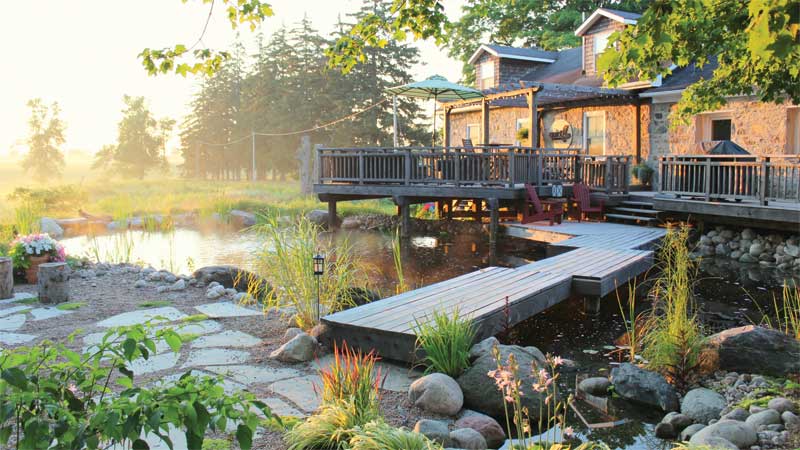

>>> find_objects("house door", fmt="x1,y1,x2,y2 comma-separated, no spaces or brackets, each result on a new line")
583,111,606,155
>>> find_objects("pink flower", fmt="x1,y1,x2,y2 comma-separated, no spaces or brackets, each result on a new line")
551,356,564,367
563,426,574,438
67,384,78,394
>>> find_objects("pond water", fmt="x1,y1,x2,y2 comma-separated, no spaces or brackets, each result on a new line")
59,226,797,449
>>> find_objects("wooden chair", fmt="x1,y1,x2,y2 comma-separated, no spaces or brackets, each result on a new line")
462,138,474,149
521,183,563,225
571,182,605,221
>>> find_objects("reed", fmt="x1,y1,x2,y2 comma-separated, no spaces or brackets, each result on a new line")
759,281,800,340
391,227,407,294
615,281,650,363
413,308,476,377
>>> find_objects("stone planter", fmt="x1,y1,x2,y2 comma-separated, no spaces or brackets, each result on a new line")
25,255,51,284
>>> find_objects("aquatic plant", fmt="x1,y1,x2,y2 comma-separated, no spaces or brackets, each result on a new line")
615,281,650,363
285,400,373,450
391,227,407,294
489,347,574,449
413,308,476,377
349,420,442,450
252,215,363,330
643,224,705,390
758,281,800,341
316,342,383,422
85,230,136,264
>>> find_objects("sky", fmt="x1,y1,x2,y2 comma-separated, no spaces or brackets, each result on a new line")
0,0,465,157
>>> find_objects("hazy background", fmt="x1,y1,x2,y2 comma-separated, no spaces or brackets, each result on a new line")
0,0,464,159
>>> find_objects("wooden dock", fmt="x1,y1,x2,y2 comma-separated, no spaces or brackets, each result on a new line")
322,220,666,362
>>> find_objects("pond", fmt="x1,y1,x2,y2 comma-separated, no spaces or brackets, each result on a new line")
58,225,796,449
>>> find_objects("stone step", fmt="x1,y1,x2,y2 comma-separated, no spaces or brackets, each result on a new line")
613,207,661,216
605,213,657,223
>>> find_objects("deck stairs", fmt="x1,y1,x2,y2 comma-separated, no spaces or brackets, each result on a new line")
605,194,662,225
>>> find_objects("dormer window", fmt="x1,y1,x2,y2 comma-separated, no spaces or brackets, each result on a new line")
593,30,612,66
480,61,495,89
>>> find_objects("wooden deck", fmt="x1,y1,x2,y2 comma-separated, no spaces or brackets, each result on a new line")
322,220,665,362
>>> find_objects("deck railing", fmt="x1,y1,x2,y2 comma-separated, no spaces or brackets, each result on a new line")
316,146,631,193
658,154,800,204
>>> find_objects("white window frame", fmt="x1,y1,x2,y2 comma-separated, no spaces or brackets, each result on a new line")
480,61,495,89
695,111,733,146
583,111,606,155
515,118,528,146
593,30,612,67
466,123,480,143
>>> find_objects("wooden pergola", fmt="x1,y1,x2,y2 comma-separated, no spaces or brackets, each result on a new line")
442,81,637,150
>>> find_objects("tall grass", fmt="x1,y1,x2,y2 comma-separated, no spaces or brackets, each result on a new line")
317,342,383,422
349,421,442,450
252,215,364,330
391,227,407,294
285,400,371,450
615,281,650,363
643,225,705,390
759,281,800,340
85,231,136,264
413,308,476,377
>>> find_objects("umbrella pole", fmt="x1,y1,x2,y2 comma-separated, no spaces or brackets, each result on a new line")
393,95,399,148
431,95,437,147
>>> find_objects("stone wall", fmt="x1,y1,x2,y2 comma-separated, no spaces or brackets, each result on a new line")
449,107,529,146
541,103,649,156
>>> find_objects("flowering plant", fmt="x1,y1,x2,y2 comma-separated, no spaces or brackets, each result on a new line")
8,233,66,269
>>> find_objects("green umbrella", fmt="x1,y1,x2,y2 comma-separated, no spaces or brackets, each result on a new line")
386,75,483,147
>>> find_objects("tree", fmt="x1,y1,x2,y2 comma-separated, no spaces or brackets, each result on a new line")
95,96,172,178
445,0,651,84
599,0,799,122
22,98,66,181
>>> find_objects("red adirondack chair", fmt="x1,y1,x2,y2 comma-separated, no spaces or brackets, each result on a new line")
571,182,605,221
521,183,563,225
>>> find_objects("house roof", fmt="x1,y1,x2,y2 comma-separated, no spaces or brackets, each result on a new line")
575,7,641,36
467,44,559,65
642,57,719,95
519,47,584,84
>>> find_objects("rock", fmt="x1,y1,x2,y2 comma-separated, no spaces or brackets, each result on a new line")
40,218,64,238
308,323,332,347
662,412,694,431
722,408,750,422
690,420,758,448
578,377,611,396
785,244,800,258
746,409,782,429
340,216,363,229
701,245,716,257
457,344,546,418
720,229,735,240
229,210,257,228
193,265,270,294
730,250,743,260
269,333,317,362
610,363,679,412
134,279,147,288
161,272,177,283
449,428,487,450
205,285,225,299
766,423,784,432
408,373,464,416
749,243,764,257
682,388,727,424
750,406,766,414
414,419,452,446
147,272,163,282
739,253,758,263
715,243,730,256
468,337,499,360
283,327,303,343
781,411,799,428
705,326,800,377
455,411,506,448
680,423,706,441
767,397,795,414
169,279,186,291
655,422,676,439
224,288,237,297
306,209,338,228
156,285,168,293
701,437,740,450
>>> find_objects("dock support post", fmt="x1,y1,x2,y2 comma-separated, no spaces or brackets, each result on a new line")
327,200,338,230
583,296,601,316
488,198,499,265
394,196,411,238
446,200,454,221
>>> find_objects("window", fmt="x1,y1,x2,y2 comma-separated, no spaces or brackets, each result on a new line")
788,107,800,154
583,111,606,155
466,123,481,143
593,31,612,66
515,118,529,146
711,119,732,141
480,61,495,89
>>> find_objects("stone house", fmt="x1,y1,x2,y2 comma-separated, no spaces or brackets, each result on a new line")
446,7,800,163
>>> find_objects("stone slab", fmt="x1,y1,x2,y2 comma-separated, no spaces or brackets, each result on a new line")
260,397,305,418
97,307,187,327
194,302,261,318
29,307,72,321
0,292,36,305
126,351,181,376
82,331,172,356
158,320,223,336
0,305,30,317
0,314,26,331
0,332,37,345
182,348,250,368
204,364,302,385
269,375,321,413
191,330,262,348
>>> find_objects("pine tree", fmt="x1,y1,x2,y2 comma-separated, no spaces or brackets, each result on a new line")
22,98,66,181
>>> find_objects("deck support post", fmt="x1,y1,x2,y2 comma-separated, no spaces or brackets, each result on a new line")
488,198,500,264
394,196,411,238
582,296,601,316
446,200,454,221
327,200,338,230
481,99,490,146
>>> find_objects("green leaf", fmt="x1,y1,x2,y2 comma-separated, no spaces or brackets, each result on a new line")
1,368,28,389
132,439,150,450
123,338,137,360
164,333,182,353
236,424,253,450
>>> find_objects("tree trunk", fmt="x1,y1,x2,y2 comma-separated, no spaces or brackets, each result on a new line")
0,257,12,299
37,262,70,304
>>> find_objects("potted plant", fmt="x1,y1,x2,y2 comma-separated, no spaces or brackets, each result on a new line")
9,233,66,284
632,162,654,187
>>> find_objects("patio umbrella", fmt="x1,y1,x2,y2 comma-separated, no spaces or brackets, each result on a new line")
386,75,483,147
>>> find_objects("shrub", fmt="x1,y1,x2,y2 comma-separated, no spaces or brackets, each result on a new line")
349,420,442,450
285,400,372,450
317,342,383,423
643,224,705,390
413,308,476,377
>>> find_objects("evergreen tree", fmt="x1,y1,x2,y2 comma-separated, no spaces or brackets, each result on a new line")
22,98,66,181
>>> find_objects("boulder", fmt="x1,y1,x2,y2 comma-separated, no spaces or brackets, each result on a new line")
704,326,800,377
578,377,611,396
229,210,257,228
721,408,750,422
449,428,487,450
689,420,758,448
413,419,452,447
654,422,676,439
767,397,796,414
610,363,679,412
681,388,727,424
455,410,506,448
662,412,693,431
680,423,706,441
193,265,270,294
205,285,226,299
457,344,547,418
408,373,464,416
785,244,800,258
283,327,304,343
340,216,363,229
700,437,739,450
134,279,147,288
269,333,317,362
745,409,781,429
168,279,186,291
40,218,64,238
306,209,338,228
749,242,764,257
782,411,800,428
468,337,499,361
739,253,758,263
